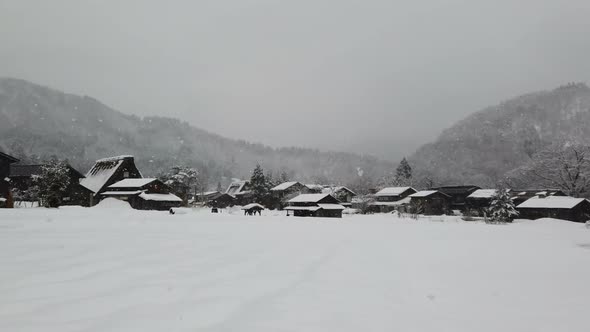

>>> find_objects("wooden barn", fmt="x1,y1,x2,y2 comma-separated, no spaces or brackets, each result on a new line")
80,155,143,206
0,151,19,208
511,189,566,206
271,181,309,209
101,178,182,210
208,193,237,209
369,187,417,213
9,163,93,207
225,180,253,205
431,185,481,211
516,196,590,223
409,190,452,215
322,186,357,207
285,193,345,218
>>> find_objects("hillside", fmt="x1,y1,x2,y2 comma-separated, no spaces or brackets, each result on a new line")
0,78,392,190
410,83,590,187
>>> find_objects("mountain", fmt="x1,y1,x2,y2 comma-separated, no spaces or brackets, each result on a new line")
410,83,590,187
0,78,393,190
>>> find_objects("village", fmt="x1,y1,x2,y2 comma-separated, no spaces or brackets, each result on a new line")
2,151,589,223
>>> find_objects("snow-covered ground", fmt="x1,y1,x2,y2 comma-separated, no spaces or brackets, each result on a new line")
1,205,590,332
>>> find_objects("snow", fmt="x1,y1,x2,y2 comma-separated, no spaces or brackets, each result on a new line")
93,197,132,209
317,203,345,210
321,186,356,195
242,203,265,210
370,197,411,206
288,193,330,203
95,155,134,163
284,206,321,211
517,196,589,209
1,209,590,331
100,191,143,196
409,190,438,198
138,192,183,202
80,159,124,193
468,189,499,199
375,187,414,196
108,178,157,188
270,181,300,191
0,198,6,202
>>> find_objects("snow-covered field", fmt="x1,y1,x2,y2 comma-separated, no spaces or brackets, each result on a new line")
1,204,590,332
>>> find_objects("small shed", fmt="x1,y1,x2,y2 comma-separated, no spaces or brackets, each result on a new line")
286,193,345,218
516,196,590,223
409,190,452,215
242,203,265,215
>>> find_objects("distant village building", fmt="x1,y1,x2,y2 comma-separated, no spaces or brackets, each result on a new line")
101,178,182,210
322,186,357,207
304,184,325,193
431,185,481,211
516,196,590,223
9,163,93,207
369,187,417,213
409,190,452,215
286,193,345,218
271,181,309,209
0,151,19,208
196,191,223,203
465,189,511,216
225,180,253,205
80,155,143,206
208,193,237,209
510,189,566,207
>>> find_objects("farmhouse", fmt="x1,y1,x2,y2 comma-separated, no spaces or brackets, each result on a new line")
271,181,309,208
465,189,511,216
516,196,590,223
409,190,452,215
9,163,93,207
101,178,182,210
80,155,143,206
322,186,357,207
431,185,481,211
0,151,19,208
285,193,345,218
369,187,417,213
511,189,566,206
208,193,237,209
226,180,253,205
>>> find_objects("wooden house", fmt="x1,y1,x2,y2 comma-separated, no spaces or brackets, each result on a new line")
225,180,253,205
80,155,143,206
431,185,481,211
196,191,222,203
322,186,357,207
368,187,417,213
516,196,590,223
9,163,93,207
465,189,512,216
285,193,345,218
0,151,19,208
304,184,325,194
270,181,309,209
510,189,566,206
409,190,452,215
208,193,237,209
101,178,182,210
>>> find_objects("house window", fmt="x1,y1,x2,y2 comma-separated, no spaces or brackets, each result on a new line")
124,171,130,178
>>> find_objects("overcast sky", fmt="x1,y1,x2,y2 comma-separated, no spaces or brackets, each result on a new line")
1,0,590,160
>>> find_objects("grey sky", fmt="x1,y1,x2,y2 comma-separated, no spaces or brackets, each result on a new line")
1,0,590,160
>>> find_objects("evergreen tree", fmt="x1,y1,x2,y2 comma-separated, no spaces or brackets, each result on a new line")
38,159,71,208
395,157,413,186
250,164,268,203
488,187,518,223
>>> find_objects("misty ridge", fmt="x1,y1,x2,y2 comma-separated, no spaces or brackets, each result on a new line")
1,78,590,197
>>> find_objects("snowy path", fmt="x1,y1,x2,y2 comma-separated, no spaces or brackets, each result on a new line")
1,207,590,331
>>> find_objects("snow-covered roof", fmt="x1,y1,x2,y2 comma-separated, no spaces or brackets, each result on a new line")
95,155,134,163
288,193,331,203
108,178,157,189
226,181,249,196
242,203,265,210
138,192,182,202
80,159,126,193
517,196,588,209
317,203,345,210
285,206,321,212
271,181,300,191
409,190,440,198
101,191,143,196
467,189,510,199
369,197,412,206
321,186,356,196
0,197,6,202
305,184,325,191
375,187,414,196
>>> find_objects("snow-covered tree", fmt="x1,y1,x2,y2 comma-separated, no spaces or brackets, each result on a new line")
250,164,269,203
38,159,71,208
487,186,518,223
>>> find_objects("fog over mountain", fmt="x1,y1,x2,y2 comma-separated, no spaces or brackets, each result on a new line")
1,0,590,160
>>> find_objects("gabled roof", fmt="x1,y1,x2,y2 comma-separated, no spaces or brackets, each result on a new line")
226,181,250,196
80,155,138,193
321,186,357,196
0,151,19,163
517,196,589,209
375,187,415,196
108,178,158,189
431,185,481,194
242,203,265,210
410,190,448,198
288,193,331,203
468,189,510,199
271,181,302,191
